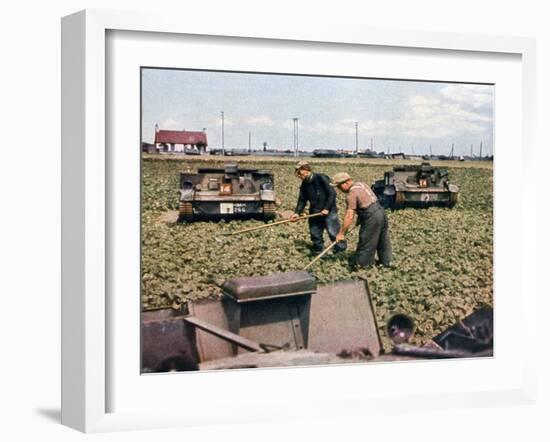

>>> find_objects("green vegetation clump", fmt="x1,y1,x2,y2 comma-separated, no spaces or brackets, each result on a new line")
141,156,493,349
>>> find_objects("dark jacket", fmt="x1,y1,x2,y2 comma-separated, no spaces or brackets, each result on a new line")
294,173,337,214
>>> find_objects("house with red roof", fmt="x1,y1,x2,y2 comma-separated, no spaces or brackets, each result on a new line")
154,125,208,154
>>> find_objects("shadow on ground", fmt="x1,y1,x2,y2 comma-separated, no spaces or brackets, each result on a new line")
35,408,61,423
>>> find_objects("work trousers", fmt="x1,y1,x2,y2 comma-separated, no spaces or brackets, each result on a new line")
355,203,392,267
308,209,347,254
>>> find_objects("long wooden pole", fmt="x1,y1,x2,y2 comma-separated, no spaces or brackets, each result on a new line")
223,212,323,236
303,240,338,270
183,316,263,352
303,225,356,270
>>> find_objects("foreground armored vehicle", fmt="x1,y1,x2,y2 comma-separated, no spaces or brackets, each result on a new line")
141,271,492,372
179,164,277,222
372,162,459,209
142,272,383,371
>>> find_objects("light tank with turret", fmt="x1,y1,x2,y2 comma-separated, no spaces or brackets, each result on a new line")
372,162,459,209
179,163,277,222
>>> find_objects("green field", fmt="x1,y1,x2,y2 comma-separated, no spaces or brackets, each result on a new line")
141,155,493,350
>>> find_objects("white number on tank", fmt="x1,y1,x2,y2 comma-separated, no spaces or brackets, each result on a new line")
233,203,247,213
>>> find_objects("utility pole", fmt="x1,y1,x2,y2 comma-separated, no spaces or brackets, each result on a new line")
221,111,225,156
450,143,454,159
479,141,483,159
429,144,433,157
248,131,251,152
355,122,358,156
292,117,299,157
470,143,473,158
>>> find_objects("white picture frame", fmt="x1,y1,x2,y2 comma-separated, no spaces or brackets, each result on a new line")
61,9,537,433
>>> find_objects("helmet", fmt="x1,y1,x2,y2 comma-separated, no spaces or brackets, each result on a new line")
387,314,414,344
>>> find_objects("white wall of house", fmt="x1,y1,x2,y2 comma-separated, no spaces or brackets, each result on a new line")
153,142,207,153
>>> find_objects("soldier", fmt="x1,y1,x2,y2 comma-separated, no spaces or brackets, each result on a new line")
291,161,346,255
331,172,392,268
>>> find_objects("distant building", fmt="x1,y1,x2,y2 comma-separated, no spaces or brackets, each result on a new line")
154,126,208,154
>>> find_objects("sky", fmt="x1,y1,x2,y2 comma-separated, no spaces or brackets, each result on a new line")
141,68,494,157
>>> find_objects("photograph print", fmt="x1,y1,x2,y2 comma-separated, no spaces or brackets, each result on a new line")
140,68,494,373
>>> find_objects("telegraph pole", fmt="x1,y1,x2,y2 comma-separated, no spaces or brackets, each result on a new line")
221,111,225,156
355,122,358,155
248,131,251,153
479,141,483,159
293,117,299,157
429,144,433,157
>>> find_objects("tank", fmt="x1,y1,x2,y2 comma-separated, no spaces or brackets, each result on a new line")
141,271,384,372
179,163,277,222
141,271,493,373
372,162,459,209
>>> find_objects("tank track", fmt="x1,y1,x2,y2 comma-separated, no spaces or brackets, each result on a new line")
394,191,405,208
179,201,194,222
448,192,458,208
262,202,277,222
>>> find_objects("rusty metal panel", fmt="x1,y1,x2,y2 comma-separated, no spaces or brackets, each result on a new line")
183,316,263,352
288,302,306,350
308,280,382,356
189,298,240,362
141,310,199,372
237,296,310,352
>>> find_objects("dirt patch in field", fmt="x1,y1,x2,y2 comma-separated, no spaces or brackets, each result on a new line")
156,210,179,225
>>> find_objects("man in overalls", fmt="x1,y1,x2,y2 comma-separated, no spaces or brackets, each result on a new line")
331,172,392,268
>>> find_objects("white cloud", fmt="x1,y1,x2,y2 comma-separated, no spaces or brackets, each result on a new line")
396,86,492,139
307,120,354,135
440,84,493,109
306,119,393,137
158,118,184,130
203,116,236,130
245,116,275,127
159,118,210,131
301,84,492,144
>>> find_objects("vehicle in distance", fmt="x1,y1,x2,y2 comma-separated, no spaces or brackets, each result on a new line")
179,163,277,222
372,162,459,209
